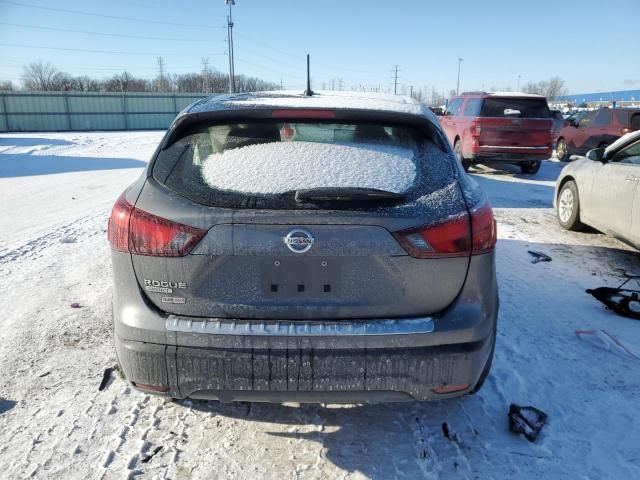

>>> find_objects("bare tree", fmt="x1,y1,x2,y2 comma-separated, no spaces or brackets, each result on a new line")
522,77,568,100
0,80,14,91
22,61,68,91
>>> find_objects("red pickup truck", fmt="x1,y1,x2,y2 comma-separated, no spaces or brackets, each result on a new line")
439,92,554,174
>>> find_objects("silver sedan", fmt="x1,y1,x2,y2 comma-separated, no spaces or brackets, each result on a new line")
555,130,640,249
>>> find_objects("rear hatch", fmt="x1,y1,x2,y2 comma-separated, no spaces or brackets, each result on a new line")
477,96,552,148
124,111,473,320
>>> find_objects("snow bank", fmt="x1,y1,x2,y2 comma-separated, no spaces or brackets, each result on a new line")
201,141,416,194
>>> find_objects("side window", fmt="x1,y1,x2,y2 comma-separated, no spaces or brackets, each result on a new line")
463,99,481,117
610,139,640,166
592,109,613,127
445,99,463,116
578,111,596,128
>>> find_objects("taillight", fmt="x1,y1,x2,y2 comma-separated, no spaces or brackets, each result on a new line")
392,202,496,258
471,203,497,253
108,192,134,252
469,120,482,137
392,215,472,258
621,128,632,136
271,109,336,119
108,191,206,257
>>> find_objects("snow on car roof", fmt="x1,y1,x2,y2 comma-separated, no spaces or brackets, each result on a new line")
487,91,546,98
201,141,417,195
187,90,437,120
605,129,640,154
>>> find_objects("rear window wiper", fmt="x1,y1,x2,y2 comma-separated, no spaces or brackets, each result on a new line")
294,187,405,203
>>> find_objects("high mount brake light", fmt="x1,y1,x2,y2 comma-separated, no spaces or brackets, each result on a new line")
108,192,206,257
271,109,336,119
393,203,496,259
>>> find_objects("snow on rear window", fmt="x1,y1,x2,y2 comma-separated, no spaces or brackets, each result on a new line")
201,141,416,195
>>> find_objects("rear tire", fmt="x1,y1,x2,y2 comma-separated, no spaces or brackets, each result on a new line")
454,139,471,172
520,160,541,174
556,138,568,161
557,180,585,231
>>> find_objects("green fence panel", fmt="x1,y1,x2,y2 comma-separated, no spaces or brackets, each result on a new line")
0,92,212,132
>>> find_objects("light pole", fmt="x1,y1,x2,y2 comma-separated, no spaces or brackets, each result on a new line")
517,75,521,91
456,57,463,95
226,0,236,93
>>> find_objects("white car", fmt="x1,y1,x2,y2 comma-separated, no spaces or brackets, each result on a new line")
554,130,640,249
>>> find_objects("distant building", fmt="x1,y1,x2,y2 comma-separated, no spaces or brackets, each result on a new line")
556,89,640,107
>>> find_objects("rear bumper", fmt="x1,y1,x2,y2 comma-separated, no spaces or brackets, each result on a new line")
471,146,550,163
112,251,499,402
115,334,494,402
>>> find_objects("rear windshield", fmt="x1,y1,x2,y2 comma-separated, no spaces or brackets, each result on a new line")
480,98,550,118
153,121,455,210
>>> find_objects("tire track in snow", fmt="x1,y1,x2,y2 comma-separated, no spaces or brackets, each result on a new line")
0,212,107,267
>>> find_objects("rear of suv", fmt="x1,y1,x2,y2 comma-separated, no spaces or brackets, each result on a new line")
556,107,640,161
440,92,554,174
109,91,499,403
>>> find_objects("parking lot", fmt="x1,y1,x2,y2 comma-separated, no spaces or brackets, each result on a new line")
0,131,638,479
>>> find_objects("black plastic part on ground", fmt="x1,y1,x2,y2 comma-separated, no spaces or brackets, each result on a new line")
508,404,548,442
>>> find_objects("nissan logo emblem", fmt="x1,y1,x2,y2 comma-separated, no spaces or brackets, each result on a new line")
284,229,314,253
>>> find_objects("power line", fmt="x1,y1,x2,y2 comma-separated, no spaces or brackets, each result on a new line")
0,21,224,42
0,43,225,57
0,0,223,29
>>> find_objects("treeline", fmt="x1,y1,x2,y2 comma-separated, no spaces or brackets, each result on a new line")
0,61,280,93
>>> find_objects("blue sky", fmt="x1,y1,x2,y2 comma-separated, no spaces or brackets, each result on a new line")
0,0,638,94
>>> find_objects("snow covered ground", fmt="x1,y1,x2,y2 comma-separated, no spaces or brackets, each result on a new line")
0,132,639,479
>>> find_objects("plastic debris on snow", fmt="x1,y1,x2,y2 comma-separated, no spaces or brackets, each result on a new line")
587,287,640,320
70,303,82,308
202,141,416,195
98,367,114,391
575,330,639,360
508,404,548,442
528,250,552,264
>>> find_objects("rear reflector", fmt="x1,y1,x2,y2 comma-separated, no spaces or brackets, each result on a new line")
132,382,170,393
108,191,206,257
393,202,496,258
431,384,469,394
271,109,336,119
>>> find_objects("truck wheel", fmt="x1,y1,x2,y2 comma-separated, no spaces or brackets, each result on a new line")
557,180,585,231
556,138,568,161
520,160,541,174
454,139,471,172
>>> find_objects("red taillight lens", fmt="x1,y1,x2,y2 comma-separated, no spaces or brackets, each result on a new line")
393,203,496,258
108,192,134,252
471,203,497,253
108,191,206,257
392,215,472,258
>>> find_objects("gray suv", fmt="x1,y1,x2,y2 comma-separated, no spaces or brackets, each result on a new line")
109,91,499,403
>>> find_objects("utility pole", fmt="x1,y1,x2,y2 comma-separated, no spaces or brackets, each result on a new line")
157,56,165,92
393,65,399,95
410,85,413,98
517,75,522,91
456,57,463,95
226,0,236,93
201,58,210,93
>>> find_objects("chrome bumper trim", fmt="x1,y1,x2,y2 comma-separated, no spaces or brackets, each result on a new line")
166,316,435,336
